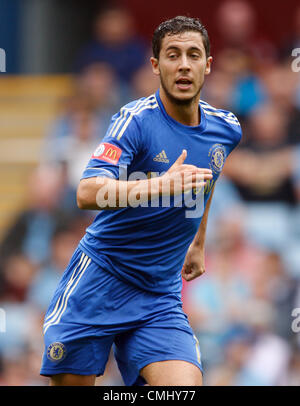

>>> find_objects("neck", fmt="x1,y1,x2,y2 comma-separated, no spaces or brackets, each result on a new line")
159,86,201,126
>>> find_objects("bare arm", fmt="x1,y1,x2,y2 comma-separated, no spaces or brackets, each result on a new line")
181,184,215,281
191,183,215,249
77,150,213,210
77,176,159,210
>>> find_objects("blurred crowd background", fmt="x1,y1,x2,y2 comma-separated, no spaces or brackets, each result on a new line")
0,0,300,386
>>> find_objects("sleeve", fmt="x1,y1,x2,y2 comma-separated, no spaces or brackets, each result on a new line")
231,121,243,151
224,111,243,155
81,110,142,181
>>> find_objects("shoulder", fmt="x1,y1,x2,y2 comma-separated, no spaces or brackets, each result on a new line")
119,94,159,119
106,94,159,141
112,94,159,126
200,100,242,143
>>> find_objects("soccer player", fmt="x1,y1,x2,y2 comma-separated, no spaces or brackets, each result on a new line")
40,16,242,386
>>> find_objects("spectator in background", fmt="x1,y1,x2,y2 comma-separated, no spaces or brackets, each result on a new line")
183,216,254,367
186,247,294,386
206,319,291,386
75,62,122,114
130,62,160,99
204,209,266,282
0,299,47,385
0,257,44,385
216,0,255,51
213,47,266,118
0,165,73,267
232,311,292,386
74,4,147,86
245,252,296,339
275,6,300,140
283,350,300,386
0,254,36,303
260,62,300,147
1,2,300,386
279,5,300,62
210,0,277,118
201,68,236,111
43,62,124,196
215,0,276,65
27,226,79,312
292,284,300,349
204,325,254,385
223,103,296,205
47,100,101,192
0,354,30,385
44,62,121,165
261,63,299,114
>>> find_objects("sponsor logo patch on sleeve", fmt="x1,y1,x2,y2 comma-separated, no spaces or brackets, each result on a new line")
92,142,122,165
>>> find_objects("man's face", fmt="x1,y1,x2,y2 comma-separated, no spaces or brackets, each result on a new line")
151,31,212,105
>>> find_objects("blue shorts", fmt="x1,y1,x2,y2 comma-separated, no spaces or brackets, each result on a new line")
40,247,202,385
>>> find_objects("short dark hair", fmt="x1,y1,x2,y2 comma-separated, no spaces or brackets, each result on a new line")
152,16,210,59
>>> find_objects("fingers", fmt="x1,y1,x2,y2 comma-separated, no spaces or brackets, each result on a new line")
169,150,213,179
181,172,212,185
189,178,207,191
182,264,205,281
165,150,213,195
163,170,212,195
184,172,213,180
172,149,187,167
179,165,213,174
173,166,213,181
180,169,213,191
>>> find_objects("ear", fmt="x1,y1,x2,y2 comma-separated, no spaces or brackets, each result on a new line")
205,56,213,75
150,57,160,76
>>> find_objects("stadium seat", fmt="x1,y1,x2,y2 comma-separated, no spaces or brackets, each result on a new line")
0,75,73,238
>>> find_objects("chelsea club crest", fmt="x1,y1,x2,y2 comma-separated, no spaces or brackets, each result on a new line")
47,342,67,363
208,143,226,173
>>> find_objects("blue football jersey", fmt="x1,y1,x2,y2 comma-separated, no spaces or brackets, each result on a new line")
79,90,242,293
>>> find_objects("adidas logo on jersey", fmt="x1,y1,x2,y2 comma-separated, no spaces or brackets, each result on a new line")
153,150,169,163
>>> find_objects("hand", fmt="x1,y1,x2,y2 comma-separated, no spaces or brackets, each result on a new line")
160,150,212,196
181,245,206,282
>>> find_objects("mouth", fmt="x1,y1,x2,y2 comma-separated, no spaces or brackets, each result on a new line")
175,78,193,91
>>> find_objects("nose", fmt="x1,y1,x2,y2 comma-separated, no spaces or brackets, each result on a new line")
178,54,191,72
